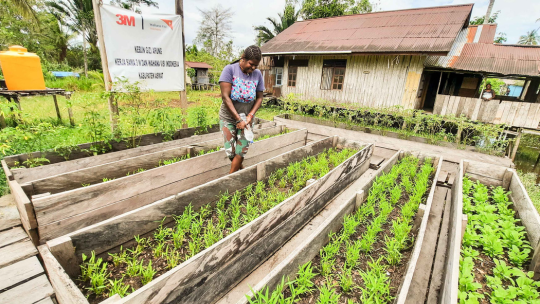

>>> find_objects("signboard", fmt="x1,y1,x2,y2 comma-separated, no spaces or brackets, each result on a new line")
100,5,184,91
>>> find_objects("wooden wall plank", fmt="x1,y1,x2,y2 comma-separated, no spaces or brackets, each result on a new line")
0,256,43,290
470,99,482,121
1,159,13,181
38,245,88,304
525,104,540,129
456,97,467,117
66,137,335,256
506,102,520,126
531,104,540,129
0,239,38,268
451,96,460,116
465,160,508,182
433,94,444,115
114,144,372,304
513,102,530,127
0,275,53,304
32,130,307,227
0,227,27,248
440,95,450,116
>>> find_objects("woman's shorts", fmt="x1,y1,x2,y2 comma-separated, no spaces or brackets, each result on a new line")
220,120,251,160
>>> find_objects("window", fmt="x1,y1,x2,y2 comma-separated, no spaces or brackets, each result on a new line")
288,66,298,87
321,59,347,90
274,67,283,86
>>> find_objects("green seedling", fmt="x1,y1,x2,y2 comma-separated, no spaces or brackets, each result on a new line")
108,278,130,298
317,283,340,304
140,261,157,285
339,267,354,293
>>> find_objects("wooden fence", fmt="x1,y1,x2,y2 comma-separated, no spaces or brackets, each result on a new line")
433,94,540,129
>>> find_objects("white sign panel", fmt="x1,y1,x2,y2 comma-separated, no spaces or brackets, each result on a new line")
100,5,184,91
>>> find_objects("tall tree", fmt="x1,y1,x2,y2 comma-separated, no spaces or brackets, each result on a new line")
469,10,500,25
2,0,37,20
518,30,539,45
301,0,372,20
110,0,158,14
254,1,300,44
494,32,507,43
195,5,233,57
483,0,495,24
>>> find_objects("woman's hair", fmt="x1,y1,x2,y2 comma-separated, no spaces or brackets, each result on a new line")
242,45,262,61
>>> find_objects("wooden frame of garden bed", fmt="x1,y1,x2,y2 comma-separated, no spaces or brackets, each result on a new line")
8,124,297,244
236,151,443,304
440,159,540,303
39,136,373,304
2,119,274,184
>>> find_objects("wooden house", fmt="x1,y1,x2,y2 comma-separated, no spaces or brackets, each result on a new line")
186,61,212,85
260,4,540,128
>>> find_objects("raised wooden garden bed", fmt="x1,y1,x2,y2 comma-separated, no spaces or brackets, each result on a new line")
6,123,297,244
441,160,540,303
230,152,443,304
2,119,273,184
39,136,373,303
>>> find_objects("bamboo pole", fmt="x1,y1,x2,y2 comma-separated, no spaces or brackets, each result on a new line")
176,0,189,128
511,128,522,162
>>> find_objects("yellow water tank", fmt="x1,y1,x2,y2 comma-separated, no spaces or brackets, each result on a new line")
0,45,46,91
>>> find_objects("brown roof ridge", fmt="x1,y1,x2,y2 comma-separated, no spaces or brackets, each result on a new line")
292,3,474,23
491,43,540,48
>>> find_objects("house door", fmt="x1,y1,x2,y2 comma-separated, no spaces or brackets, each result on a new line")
423,71,442,111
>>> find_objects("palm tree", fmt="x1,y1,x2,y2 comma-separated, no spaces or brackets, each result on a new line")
3,0,37,20
518,30,539,45
47,0,95,77
254,3,300,44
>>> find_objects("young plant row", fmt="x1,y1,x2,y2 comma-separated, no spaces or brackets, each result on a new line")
267,94,509,156
246,156,434,304
77,147,358,302
458,178,540,304
81,129,290,187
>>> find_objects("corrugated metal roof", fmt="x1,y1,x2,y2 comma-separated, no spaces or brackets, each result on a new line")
260,4,473,55
185,61,212,69
450,44,540,76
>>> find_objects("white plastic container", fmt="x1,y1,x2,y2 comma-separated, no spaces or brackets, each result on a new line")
239,113,254,143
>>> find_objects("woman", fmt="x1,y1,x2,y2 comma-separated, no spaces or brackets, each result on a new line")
219,45,265,173
481,83,495,101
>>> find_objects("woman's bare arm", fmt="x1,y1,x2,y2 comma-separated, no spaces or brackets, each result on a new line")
220,82,246,129
247,91,264,124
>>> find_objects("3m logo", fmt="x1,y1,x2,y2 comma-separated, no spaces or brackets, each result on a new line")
116,14,135,26
161,19,173,29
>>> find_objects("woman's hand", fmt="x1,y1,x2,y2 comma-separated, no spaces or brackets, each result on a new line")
246,114,253,125
236,120,247,129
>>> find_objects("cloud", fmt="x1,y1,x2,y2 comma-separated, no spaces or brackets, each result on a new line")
140,0,540,47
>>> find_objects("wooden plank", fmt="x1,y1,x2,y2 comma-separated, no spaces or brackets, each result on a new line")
532,104,540,129
508,171,540,250
465,160,508,182
506,102,520,127
455,97,467,117
493,101,505,124
38,140,307,243
440,95,450,116
404,187,448,303
38,245,88,304
114,144,373,304
499,101,512,125
7,180,37,232
525,104,540,129
1,159,13,181
440,160,464,304
433,94,444,115
470,99,481,121
0,256,43,291
0,275,53,304
47,236,79,278
426,185,452,304
437,170,449,184
0,200,21,231
0,239,38,268
67,137,335,256
236,151,400,304
395,156,443,304
0,226,27,248
451,96,460,116
32,129,308,227
35,297,55,304
513,102,531,127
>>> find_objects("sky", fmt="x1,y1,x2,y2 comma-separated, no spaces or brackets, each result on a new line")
135,0,540,49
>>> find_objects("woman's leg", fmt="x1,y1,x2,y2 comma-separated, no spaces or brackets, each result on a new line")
229,123,251,174
229,154,244,173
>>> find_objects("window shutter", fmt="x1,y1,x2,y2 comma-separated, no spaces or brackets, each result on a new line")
321,67,333,90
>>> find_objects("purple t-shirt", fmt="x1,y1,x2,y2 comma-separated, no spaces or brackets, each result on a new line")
218,63,265,123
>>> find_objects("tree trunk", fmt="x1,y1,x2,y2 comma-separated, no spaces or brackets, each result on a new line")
484,0,495,24
82,32,89,78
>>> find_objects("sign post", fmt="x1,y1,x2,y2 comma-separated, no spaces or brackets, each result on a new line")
92,0,118,132
176,0,189,128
